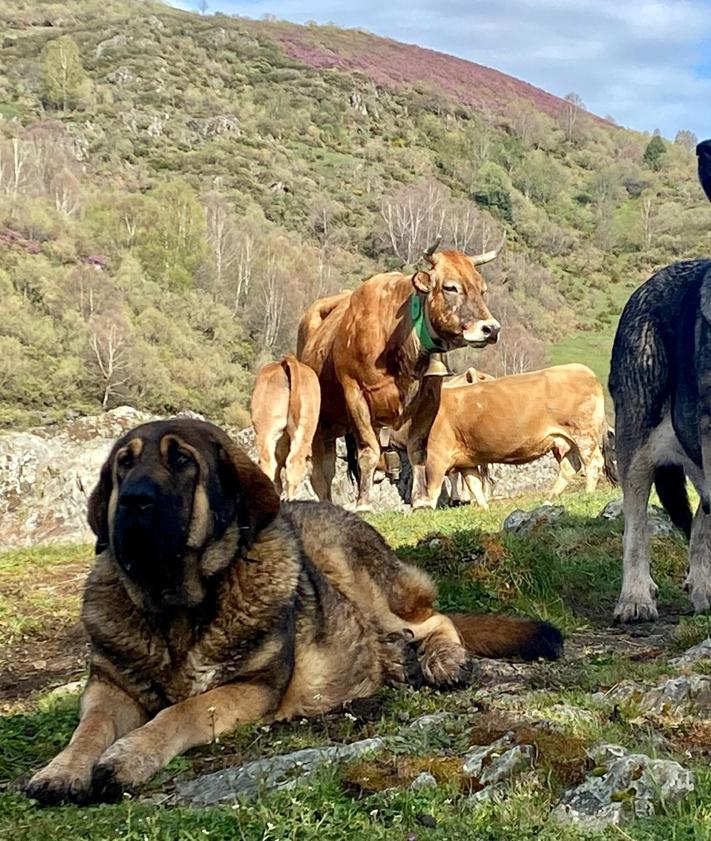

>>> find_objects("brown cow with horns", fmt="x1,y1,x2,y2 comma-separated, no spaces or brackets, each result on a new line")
297,242,504,511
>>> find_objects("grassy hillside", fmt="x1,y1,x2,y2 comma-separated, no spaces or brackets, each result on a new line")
0,0,709,426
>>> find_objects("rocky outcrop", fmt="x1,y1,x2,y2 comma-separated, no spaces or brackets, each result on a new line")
0,408,595,547
0,407,156,548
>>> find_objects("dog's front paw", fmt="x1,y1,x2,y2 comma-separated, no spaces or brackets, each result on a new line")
90,759,136,803
418,638,477,689
613,595,658,624
26,763,93,806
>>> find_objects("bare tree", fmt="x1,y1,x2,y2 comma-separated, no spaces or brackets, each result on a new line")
204,192,240,290
260,250,286,352
88,315,129,410
640,192,657,249
380,179,448,264
561,92,586,144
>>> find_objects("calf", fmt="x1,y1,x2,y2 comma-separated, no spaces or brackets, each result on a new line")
250,355,321,499
413,364,608,508
609,138,711,622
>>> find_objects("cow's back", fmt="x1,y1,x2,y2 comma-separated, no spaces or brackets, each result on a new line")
434,364,604,464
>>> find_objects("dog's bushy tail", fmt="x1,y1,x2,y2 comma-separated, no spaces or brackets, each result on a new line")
654,464,692,540
448,613,563,661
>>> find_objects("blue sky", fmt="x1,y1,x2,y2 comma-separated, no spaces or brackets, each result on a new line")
171,0,711,140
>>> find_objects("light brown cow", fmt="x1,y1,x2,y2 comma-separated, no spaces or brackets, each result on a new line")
250,354,321,499
412,363,608,508
298,248,503,511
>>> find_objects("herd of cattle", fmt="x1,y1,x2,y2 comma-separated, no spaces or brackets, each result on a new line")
250,139,711,626
251,247,613,513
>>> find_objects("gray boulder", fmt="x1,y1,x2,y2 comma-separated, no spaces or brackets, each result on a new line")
552,744,694,830
503,503,565,535
175,737,384,805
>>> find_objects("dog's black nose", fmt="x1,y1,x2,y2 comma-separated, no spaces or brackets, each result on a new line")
119,494,155,512
118,477,159,512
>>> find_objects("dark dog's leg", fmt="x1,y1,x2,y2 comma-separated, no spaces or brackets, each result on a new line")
685,505,711,612
615,446,657,623
26,679,147,805
91,682,277,801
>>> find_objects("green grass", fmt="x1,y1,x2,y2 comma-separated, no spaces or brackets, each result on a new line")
547,327,616,393
1,489,705,840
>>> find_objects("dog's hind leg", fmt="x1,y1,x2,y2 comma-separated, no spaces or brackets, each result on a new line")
614,448,657,623
26,679,147,806
684,504,711,612
91,682,277,802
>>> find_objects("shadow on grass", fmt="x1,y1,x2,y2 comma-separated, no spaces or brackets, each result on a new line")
393,513,689,632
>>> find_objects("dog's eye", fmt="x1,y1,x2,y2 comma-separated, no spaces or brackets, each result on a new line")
173,450,192,469
117,451,133,469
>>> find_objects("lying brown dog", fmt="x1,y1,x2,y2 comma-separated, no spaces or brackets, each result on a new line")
26,418,562,805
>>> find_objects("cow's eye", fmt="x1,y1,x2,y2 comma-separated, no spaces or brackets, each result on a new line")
443,283,461,294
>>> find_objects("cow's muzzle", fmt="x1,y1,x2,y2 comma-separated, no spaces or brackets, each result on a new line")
463,319,501,347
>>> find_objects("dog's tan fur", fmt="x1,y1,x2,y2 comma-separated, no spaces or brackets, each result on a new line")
26,419,561,805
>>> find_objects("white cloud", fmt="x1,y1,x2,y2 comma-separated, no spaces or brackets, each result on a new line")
173,0,711,138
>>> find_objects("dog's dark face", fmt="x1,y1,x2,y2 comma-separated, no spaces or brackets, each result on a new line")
88,419,280,611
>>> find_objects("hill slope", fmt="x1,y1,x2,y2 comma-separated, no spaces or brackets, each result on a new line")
0,0,709,427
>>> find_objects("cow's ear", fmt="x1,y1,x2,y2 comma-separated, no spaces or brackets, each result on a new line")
87,454,113,553
412,271,432,293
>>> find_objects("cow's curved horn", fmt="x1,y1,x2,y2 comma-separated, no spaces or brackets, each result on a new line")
422,236,442,264
470,231,506,266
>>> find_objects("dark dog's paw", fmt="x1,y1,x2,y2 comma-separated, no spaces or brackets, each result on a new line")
91,762,135,803
26,766,92,806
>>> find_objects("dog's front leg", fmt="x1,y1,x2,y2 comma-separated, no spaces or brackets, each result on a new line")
91,682,277,801
26,679,147,805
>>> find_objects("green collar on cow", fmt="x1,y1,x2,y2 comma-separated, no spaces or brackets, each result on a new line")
410,293,445,353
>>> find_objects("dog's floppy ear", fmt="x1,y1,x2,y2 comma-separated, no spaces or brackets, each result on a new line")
217,440,280,548
87,453,113,554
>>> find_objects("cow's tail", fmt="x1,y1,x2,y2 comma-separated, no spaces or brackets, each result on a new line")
281,354,302,440
602,426,618,485
344,432,360,484
653,464,692,540
448,613,563,661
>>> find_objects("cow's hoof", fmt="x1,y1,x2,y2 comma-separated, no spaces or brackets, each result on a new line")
412,497,435,511
613,598,658,624
355,501,373,514
684,575,711,613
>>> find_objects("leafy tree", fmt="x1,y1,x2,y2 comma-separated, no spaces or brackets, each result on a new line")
643,135,667,171
471,162,513,222
40,35,90,111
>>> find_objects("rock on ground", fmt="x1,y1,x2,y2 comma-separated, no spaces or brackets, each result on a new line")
552,743,694,830
175,737,384,805
598,499,675,536
503,503,566,535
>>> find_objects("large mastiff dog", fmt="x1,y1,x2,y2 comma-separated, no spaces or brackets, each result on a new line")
26,419,561,805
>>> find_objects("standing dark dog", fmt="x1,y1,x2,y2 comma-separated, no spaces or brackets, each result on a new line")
609,140,711,622
26,418,561,805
